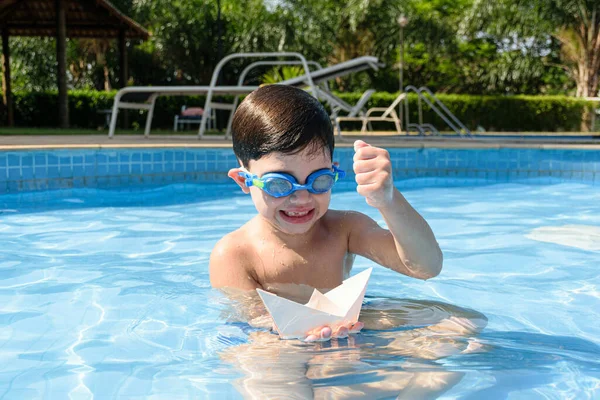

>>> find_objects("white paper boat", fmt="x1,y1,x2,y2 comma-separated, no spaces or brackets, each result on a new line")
256,268,373,339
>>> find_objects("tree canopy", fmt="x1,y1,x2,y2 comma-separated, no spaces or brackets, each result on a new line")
4,0,597,98
465,0,600,97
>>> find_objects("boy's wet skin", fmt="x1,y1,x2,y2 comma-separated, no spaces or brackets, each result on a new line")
208,84,488,397
210,85,444,341
226,151,361,289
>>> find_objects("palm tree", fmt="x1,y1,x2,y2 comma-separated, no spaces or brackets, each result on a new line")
465,0,599,129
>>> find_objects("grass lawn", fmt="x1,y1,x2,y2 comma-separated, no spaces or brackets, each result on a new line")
0,127,224,136
1,127,598,137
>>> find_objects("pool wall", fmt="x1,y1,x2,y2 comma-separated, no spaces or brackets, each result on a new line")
1,147,599,194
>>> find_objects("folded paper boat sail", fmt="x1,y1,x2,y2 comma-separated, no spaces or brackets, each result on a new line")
256,268,373,339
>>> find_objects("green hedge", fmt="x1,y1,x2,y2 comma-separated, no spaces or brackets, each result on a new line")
0,90,595,132
337,92,595,132
4,90,234,131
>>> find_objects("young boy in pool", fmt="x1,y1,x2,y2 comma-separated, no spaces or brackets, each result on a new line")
210,85,443,341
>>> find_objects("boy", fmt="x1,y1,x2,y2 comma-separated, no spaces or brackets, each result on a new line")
210,85,443,341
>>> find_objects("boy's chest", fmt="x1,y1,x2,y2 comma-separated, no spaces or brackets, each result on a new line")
254,240,351,289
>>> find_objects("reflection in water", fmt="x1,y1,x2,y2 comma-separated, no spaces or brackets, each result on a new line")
214,288,600,399
217,290,488,399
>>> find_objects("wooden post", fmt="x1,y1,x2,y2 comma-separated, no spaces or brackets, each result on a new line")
56,0,69,128
119,29,128,86
1,30,14,126
217,0,223,63
119,28,128,129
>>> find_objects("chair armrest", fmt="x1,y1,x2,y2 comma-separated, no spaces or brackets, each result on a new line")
335,116,365,122
365,108,388,117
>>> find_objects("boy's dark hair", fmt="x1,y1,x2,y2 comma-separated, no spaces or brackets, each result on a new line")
231,85,334,167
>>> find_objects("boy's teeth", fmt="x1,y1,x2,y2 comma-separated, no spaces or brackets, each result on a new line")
285,210,309,217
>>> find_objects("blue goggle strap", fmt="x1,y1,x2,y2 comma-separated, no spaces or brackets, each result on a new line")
332,164,346,181
237,169,263,189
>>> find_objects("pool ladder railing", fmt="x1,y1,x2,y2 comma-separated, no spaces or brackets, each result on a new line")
402,86,472,138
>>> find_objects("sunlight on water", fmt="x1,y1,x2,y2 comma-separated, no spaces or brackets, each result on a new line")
527,225,600,251
0,180,599,399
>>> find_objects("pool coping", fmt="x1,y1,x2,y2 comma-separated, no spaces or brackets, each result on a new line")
1,134,600,151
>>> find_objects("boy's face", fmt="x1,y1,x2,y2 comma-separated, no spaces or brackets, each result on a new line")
232,146,333,236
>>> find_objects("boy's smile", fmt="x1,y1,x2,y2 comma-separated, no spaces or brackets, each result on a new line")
279,207,315,224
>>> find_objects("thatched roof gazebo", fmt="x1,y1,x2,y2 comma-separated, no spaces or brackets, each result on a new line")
0,0,149,128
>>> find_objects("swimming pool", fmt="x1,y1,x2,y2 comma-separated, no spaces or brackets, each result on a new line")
1,147,599,398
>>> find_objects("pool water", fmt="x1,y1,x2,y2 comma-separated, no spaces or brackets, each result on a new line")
1,179,599,399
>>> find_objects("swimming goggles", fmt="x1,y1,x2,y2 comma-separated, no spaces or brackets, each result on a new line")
238,165,346,198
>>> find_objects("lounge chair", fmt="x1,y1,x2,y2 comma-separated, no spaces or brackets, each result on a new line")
222,59,380,138
214,55,383,139
335,93,407,135
315,88,375,136
173,106,216,131
107,53,383,139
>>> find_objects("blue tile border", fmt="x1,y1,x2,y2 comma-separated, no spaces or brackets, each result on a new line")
0,147,599,194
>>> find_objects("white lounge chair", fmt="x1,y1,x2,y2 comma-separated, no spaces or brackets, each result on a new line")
335,93,407,135
173,106,216,131
280,56,381,87
315,88,375,136
108,85,260,138
209,55,382,139
222,59,380,138
107,53,383,139
108,52,317,138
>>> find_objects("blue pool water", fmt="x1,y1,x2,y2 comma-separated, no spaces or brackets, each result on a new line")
1,178,600,399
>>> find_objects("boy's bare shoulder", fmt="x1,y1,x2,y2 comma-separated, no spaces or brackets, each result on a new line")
209,223,261,290
211,227,252,258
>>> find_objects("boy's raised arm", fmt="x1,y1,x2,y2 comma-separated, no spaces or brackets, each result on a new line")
348,140,443,280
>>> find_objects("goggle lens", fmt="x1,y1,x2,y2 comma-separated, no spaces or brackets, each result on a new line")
311,174,335,192
263,177,293,196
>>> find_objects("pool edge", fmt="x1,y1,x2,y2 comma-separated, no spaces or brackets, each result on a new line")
2,134,600,151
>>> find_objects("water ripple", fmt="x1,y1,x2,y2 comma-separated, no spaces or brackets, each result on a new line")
0,182,599,398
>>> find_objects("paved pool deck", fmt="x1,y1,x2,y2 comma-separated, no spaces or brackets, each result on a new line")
1,134,600,150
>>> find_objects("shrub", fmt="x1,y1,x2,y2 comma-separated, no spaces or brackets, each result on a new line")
0,90,595,132
335,92,594,132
